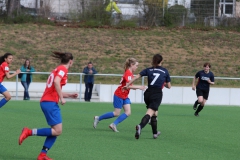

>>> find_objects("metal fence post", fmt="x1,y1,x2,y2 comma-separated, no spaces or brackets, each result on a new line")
79,73,82,102
16,74,18,100
214,0,216,27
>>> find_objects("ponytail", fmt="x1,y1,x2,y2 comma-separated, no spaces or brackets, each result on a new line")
124,58,137,71
51,51,73,64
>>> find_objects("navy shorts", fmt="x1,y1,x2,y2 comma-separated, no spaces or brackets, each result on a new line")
196,88,209,100
144,87,163,111
40,101,62,126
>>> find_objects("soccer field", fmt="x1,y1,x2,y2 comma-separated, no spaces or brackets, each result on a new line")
0,101,239,160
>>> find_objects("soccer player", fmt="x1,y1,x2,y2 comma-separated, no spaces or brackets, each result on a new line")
124,54,171,139
0,53,21,109
192,62,214,116
93,58,146,132
18,52,78,160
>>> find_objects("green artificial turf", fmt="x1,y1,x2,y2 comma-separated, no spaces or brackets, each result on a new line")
0,101,239,160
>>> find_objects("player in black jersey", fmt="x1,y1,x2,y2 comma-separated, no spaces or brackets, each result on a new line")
124,54,171,139
192,63,215,117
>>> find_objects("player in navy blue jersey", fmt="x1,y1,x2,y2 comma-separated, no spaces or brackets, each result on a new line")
124,54,171,139
192,62,214,117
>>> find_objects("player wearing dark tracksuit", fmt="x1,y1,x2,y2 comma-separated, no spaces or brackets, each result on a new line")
192,63,215,116
124,54,171,139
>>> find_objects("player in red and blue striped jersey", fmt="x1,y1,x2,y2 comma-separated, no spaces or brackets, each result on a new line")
0,53,20,109
18,52,78,160
93,58,146,132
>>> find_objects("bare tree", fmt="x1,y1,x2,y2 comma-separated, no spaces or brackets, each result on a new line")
7,0,21,17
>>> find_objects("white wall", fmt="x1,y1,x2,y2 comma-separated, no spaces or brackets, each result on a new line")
97,84,240,106
168,0,191,9
2,82,240,106
21,0,40,8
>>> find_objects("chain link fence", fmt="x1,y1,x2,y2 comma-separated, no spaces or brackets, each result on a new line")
0,0,240,27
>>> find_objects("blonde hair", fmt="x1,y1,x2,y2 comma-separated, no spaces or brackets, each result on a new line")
124,58,137,71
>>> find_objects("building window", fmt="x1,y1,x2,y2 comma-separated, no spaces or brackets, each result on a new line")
219,0,235,17
225,4,233,14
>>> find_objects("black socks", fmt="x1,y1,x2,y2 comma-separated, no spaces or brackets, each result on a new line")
150,116,158,134
139,114,151,129
196,105,203,114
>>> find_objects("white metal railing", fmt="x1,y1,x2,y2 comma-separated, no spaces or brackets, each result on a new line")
11,71,240,102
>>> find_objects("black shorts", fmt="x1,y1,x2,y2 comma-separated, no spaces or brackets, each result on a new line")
196,88,209,100
144,87,163,111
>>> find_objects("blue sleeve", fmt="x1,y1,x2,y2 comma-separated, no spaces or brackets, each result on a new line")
210,72,214,82
166,70,171,82
139,68,147,77
92,68,97,74
195,71,200,78
83,67,88,74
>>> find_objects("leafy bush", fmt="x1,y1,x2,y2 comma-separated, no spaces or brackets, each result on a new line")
164,5,188,27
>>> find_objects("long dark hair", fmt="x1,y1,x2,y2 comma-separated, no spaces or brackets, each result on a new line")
152,54,163,68
51,51,73,64
0,53,12,65
23,59,31,69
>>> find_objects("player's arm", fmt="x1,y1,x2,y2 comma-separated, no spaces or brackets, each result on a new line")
125,74,141,89
62,92,78,98
164,73,171,89
5,69,21,79
207,79,214,85
192,76,197,90
165,82,171,89
128,85,146,91
207,75,215,85
54,76,65,104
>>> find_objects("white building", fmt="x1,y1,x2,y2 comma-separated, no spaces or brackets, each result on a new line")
167,0,191,9
0,0,6,11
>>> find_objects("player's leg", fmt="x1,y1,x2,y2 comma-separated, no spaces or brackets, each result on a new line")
19,102,61,159
149,92,162,139
0,84,11,108
135,108,154,139
193,100,200,110
135,89,151,139
196,90,208,116
37,123,61,160
94,95,122,128
136,88,162,139
193,88,203,110
194,89,204,116
151,111,161,139
109,96,127,132
112,98,131,126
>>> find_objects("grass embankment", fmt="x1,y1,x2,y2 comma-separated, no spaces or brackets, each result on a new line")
0,24,240,86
